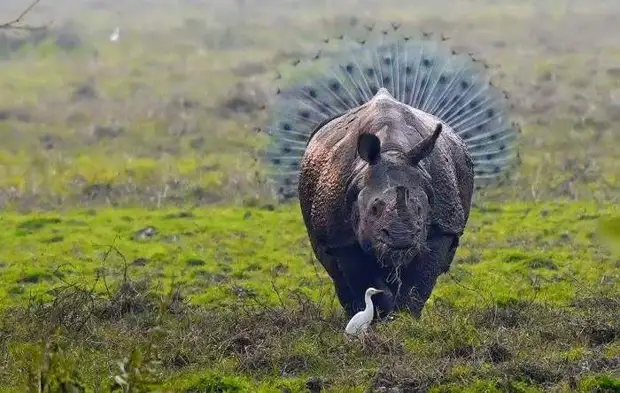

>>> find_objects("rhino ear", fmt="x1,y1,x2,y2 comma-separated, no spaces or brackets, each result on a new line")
407,123,443,166
357,133,381,165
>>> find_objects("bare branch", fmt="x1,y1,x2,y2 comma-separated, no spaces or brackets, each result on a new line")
0,0,45,31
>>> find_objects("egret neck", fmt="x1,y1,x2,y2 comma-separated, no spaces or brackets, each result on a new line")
360,290,375,327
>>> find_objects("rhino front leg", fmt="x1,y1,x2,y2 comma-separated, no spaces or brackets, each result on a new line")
393,233,460,317
324,244,395,318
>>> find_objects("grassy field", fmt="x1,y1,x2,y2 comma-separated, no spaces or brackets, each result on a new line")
0,0,619,392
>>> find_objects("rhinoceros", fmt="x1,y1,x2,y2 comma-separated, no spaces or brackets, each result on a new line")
263,25,519,317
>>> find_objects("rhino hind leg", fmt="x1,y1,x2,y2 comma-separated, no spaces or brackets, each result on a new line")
392,233,460,316
441,236,460,273
326,263,359,316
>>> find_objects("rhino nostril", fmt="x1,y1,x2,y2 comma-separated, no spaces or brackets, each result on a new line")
382,229,390,239
371,199,384,216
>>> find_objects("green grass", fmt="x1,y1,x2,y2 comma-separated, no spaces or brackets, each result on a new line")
0,201,617,309
0,0,619,391
0,201,618,391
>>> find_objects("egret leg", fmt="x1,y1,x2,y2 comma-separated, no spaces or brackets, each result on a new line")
358,329,369,349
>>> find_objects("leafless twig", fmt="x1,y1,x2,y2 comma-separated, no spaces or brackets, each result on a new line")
0,0,45,31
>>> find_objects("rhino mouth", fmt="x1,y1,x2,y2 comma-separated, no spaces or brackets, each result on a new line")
375,241,424,267
377,237,418,250
381,242,413,250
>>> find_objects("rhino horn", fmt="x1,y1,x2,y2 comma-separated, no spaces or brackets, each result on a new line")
396,185,408,214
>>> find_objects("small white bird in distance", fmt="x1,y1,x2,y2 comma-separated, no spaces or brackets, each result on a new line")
345,287,383,337
110,27,120,42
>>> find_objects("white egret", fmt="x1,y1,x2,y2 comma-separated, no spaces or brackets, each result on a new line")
345,287,383,337
110,27,120,42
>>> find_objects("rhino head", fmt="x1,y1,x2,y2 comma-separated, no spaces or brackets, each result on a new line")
351,122,443,268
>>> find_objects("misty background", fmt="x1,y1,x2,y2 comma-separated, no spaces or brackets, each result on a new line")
0,0,619,209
